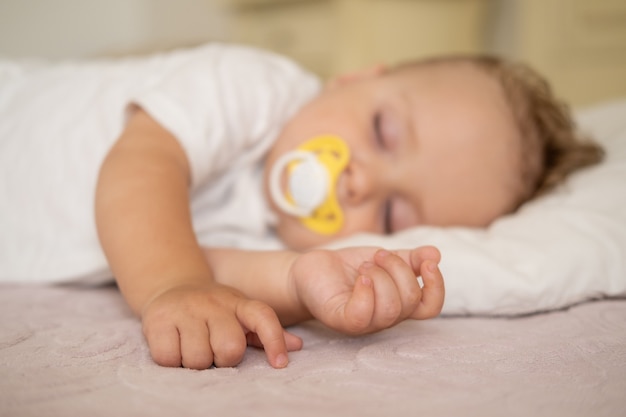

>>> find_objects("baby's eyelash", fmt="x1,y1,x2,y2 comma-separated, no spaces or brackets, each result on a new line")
373,112,385,148
383,199,393,234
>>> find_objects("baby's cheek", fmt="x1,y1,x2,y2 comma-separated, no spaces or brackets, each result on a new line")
392,199,421,232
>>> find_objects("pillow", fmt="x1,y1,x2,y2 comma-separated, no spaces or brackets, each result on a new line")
326,99,626,316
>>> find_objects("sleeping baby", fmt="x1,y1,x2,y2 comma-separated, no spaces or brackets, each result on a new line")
0,43,602,369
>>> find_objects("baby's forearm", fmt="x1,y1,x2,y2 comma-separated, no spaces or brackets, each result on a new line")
95,109,214,315
203,248,312,325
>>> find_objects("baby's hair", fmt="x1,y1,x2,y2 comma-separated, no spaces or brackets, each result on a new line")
471,56,604,203
392,55,604,210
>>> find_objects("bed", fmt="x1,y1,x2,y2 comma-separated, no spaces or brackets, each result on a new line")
1,285,624,417
1,90,626,416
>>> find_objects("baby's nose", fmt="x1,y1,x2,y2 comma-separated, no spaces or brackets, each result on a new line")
340,161,380,206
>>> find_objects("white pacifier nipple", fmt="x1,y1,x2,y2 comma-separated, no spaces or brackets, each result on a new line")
288,155,329,215
269,135,350,235
270,151,328,218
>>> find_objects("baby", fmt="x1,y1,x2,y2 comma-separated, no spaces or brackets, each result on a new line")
0,44,602,370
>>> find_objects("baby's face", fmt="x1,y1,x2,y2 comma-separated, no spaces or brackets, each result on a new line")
264,61,522,250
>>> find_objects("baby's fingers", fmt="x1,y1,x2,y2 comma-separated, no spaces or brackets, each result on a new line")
237,300,291,369
179,320,215,369
341,275,375,334
247,329,303,352
410,260,445,320
409,246,441,271
143,320,183,368
374,249,422,317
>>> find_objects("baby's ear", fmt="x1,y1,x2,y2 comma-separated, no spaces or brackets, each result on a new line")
326,64,387,90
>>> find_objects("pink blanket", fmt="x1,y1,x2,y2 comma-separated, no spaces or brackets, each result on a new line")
1,284,624,416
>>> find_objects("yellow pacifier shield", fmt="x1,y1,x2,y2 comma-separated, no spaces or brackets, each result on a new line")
291,135,350,235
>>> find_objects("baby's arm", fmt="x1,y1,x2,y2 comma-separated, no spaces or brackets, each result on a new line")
95,109,299,370
205,246,445,333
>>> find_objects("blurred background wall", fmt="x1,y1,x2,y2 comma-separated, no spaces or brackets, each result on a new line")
0,0,232,58
1,0,625,106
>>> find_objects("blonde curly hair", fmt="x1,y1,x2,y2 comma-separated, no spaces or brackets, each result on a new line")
474,56,605,205
393,55,604,211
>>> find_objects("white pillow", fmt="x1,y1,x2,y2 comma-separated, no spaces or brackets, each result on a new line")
326,99,626,316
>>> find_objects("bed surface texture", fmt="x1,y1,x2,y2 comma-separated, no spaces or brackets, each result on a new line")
1,284,624,417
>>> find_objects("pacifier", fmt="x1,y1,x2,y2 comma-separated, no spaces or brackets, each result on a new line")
269,135,350,235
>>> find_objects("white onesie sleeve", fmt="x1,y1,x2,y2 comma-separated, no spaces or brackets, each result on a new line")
131,44,321,189
0,43,319,284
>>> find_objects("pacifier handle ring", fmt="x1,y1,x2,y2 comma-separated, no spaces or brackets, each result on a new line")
269,150,317,217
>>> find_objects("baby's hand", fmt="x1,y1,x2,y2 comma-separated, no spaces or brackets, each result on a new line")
141,283,302,369
291,246,445,335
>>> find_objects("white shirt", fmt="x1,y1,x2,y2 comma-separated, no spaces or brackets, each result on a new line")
0,44,320,283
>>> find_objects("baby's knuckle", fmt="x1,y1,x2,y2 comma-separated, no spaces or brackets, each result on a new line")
144,304,172,324
344,316,370,334
405,286,422,307
142,318,166,340
213,340,246,367
379,304,402,325
151,347,181,368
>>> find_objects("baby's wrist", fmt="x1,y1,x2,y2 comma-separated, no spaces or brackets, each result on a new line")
137,278,216,318
284,251,314,324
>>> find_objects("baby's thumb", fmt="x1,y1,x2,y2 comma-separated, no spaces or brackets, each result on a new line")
283,330,304,352
341,275,375,334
